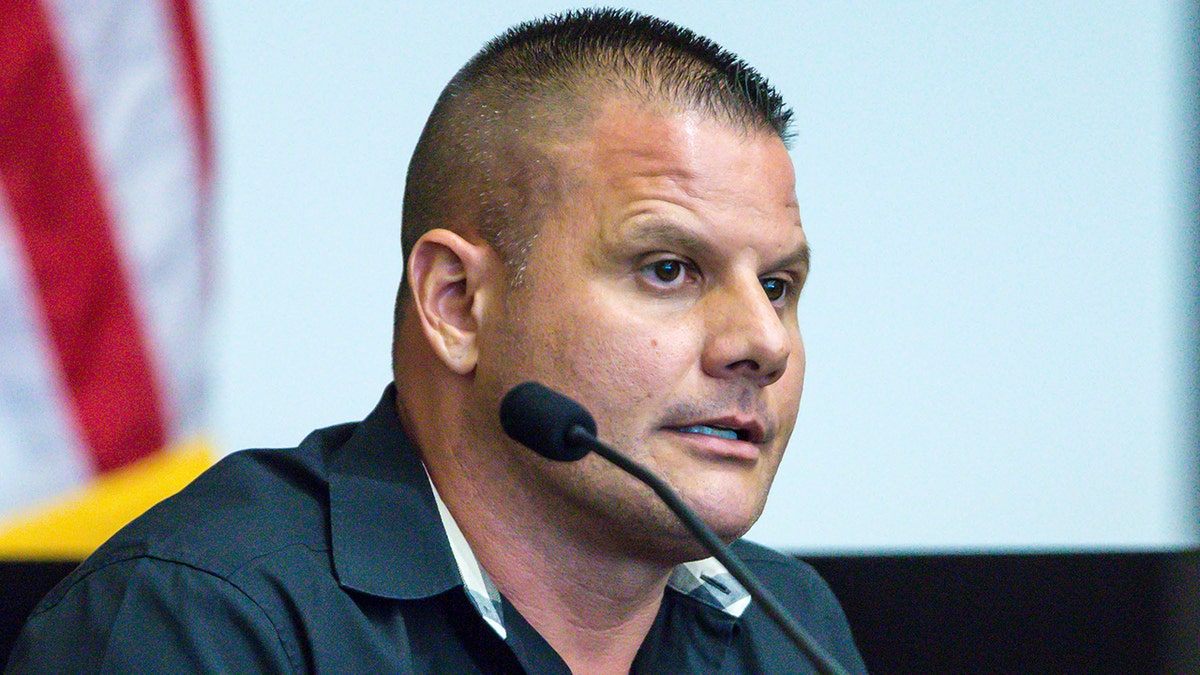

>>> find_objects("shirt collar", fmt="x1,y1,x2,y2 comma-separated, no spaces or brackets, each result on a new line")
425,470,751,641
426,469,508,638
328,386,463,600
668,557,753,617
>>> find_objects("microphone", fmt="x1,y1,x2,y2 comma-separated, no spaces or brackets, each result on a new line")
499,382,853,675
499,379,594,461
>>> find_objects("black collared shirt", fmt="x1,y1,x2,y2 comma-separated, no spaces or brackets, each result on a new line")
7,388,867,674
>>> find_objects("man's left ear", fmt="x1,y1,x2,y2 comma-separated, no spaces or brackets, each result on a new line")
405,229,499,375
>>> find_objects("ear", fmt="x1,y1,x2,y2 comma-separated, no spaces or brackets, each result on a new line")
406,229,498,375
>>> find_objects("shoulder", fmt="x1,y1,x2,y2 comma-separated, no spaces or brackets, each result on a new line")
8,555,300,673
71,426,347,584
11,423,362,674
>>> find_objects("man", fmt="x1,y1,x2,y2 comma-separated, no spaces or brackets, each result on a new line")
8,9,867,674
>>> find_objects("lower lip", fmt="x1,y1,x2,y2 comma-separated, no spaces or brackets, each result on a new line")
664,429,761,463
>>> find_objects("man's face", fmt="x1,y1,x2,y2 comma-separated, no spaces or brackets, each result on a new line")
476,98,807,560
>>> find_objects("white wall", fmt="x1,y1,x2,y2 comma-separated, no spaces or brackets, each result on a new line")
206,1,1197,552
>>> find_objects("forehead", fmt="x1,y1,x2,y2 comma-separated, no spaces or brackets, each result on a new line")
543,98,803,254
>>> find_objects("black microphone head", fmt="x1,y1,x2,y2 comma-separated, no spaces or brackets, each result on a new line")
499,382,596,462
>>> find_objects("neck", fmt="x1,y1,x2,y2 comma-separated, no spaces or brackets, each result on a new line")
420,426,673,675
492,541,668,675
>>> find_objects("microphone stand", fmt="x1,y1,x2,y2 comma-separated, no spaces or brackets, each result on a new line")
566,426,853,675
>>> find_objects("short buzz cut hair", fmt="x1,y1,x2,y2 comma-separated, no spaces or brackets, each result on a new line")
394,8,793,329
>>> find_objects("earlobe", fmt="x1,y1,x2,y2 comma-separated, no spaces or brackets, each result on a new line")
407,229,496,375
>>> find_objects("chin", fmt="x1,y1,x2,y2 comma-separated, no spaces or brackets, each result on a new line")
670,493,757,546
705,512,759,544
613,493,756,565
684,478,768,540
651,511,756,565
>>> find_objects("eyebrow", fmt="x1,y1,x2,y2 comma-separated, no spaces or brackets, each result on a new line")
619,221,710,254
773,243,810,274
619,220,809,273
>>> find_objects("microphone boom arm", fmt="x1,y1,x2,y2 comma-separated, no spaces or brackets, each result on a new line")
565,425,852,675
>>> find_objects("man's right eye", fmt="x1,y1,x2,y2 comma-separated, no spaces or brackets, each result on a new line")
650,259,683,283
637,256,699,293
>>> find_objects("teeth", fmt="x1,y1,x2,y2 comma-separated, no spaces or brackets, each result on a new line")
678,425,739,441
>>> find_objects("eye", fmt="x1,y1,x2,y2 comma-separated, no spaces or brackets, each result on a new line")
760,277,791,303
650,259,683,283
639,257,696,290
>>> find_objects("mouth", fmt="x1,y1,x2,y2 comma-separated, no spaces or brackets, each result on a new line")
664,419,765,463
666,416,766,446
674,424,752,442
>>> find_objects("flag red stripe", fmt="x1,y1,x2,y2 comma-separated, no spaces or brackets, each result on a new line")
0,0,167,472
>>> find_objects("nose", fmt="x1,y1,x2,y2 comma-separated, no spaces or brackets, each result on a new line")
700,276,793,387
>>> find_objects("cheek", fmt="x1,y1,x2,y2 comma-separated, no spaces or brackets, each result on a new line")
548,300,699,419
562,314,690,387
790,333,806,398
772,334,806,437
